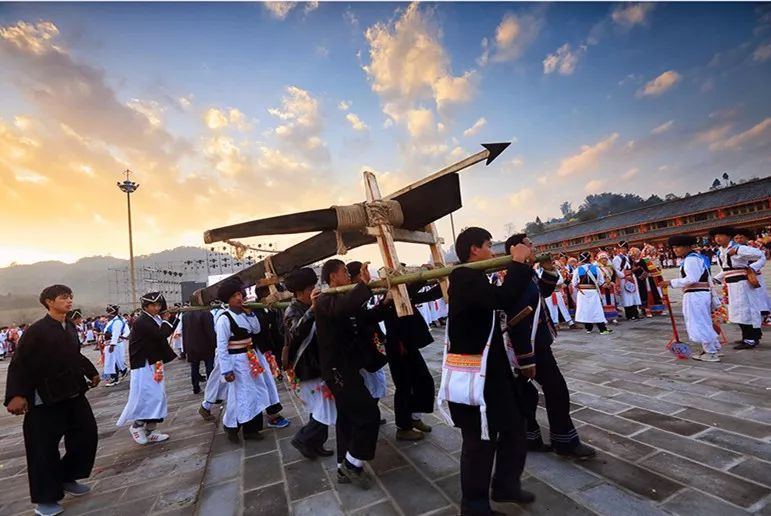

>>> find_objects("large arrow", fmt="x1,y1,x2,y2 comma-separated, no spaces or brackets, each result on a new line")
203,142,511,244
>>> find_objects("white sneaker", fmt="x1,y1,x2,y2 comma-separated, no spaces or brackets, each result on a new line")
130,425,148,445
692,352,720,362
104,380,116,387
35,503,64,516
146,430,169,443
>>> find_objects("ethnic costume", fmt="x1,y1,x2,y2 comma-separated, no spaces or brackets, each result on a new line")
572,254,611,333
537,267,574,327
103,305,129,385
4,313,99,507
713,229,766,348
117,293,179,444
595,254,619,323
612,243,641,319
631,252,666,317
667,236,721,361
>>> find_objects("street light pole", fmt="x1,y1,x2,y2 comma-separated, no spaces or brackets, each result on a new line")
117,169,140,308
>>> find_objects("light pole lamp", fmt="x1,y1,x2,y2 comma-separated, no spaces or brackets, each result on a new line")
117,169,139,308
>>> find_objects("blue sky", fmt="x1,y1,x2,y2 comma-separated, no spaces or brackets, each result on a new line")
0,2,769,267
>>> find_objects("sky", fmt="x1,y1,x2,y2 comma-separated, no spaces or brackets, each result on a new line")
1,1,770,269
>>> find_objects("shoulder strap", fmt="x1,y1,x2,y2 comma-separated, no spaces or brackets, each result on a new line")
292,321,317,371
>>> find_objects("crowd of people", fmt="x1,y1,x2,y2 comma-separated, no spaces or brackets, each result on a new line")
3,224,769,516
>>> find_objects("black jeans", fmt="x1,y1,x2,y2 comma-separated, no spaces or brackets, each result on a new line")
624,306,639,319
521,348,580,452
584,322,608,332
328,369,380,463
23,396,98,503
460,424,527,516
293,415,329,450
385,342,435,430
739,324,762,343
190,358,214,391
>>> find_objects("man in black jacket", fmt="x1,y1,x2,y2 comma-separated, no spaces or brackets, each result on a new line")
5,284,100,516
283,268,335,460
182,290,216,394
447,227,535,516
315,259,380,489
503,234,595,460
116,292,179,445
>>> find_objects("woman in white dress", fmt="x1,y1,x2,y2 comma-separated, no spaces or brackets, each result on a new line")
572,252,612,335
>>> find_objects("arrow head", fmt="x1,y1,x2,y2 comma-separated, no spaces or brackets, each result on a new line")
482,142,511,165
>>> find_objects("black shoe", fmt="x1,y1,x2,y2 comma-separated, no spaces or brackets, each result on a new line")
192,385,201,395
225,428,240,443
734,339,745,344
314,445,334,457
336,468,351,484
491,488,536,504
341,460,371,490
734,342,757,350
290,438,317,460
527,441,553,453
557,443,596,460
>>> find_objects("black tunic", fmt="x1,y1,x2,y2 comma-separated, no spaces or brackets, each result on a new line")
4,314,98,406
182,310,216,363
447,262,532,433
127,312,178,370
283,299,321,381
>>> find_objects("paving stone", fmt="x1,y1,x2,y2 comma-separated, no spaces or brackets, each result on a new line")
368,439,408,475
741,407,771,425
712,389,770,409
578,450,681,502
570,392,631,415
567,379,622,398
573,482,670,516
640,451,771,508
619,407,708,436
434,472,461,505
378,465,450,515
571,407,647,436
242,482,288,516
604,378,670,398
634,427,743,469
697,429,771,462
520,476,596,516
278,434,306,464
243,451,283,490
660,391,750,416
203,449,242,485
400,441,458,480
662,488,752,516
350,501,401,515
284,457,331,500
610,392,684,415
333,470,389,512
525,451,603,494
425,423,463,453
197,479,240,516
578,424,656,461
243,431,278,457
730,458,771,487
292,490,344,516
80,495,157,516
729,365,771,379
677,407,771,440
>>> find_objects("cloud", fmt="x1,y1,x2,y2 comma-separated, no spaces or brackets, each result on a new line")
753,44,771,62
267,85,329,162
177,94,193,110
637,70,681,97
462,117,487,137
337,100,351,111
405,108,436,140
490,12,544,63
651,120,674,135
203,107,251,131
622,167,639,179
345,112,368,131
263,2,317,20
509,188,534,207
710,117,771,151
363,2,476,121
126,99,165,128
315,45,329,59
557,133,619,177
611,3,655,27
543,43,584,75
0,20,61,55
585,179,607,193
694,123,733,144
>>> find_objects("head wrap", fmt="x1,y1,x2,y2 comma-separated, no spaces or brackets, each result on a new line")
106,304,120,316
597,251,609,260
734,228,755,240
579,251,591,264
284,268,318,293
617,240,628,249
140,291,167,312
346,261,363,279
217,276,244,303
708,226,737,238
668,235,697,247
67,308,83,320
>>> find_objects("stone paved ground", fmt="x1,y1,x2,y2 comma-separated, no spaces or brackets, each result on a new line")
1,266,770,515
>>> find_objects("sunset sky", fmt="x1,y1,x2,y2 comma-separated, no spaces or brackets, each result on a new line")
1,2,770,268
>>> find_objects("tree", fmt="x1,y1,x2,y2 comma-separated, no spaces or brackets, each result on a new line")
664,193,679,201
559,201,573,218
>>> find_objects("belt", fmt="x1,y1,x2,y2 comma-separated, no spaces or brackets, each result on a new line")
724,271,748,284
684,282,711,293
578,285,597,290
228,348,249,355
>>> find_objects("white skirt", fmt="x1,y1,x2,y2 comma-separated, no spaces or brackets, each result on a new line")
295,378,337,426
204,355,228,404
222,350,280,428
103,342,126,376
116,362,167,426
360,367,387,399
575,289,607,323
750,274,770,313
619,278,642,307
682,292,719,348
727,281,762,327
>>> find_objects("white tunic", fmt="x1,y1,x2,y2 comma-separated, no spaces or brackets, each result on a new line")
215,309,280,428
571,265,607,324
748,251,770,313
612,254,642,307
669,254,720,353
103,316,129,376
295,379,337,426
715,244,765,327
361,367,387,399
170,316,184,353
538,268,572,324
203,309,229,405
117,313,170,425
